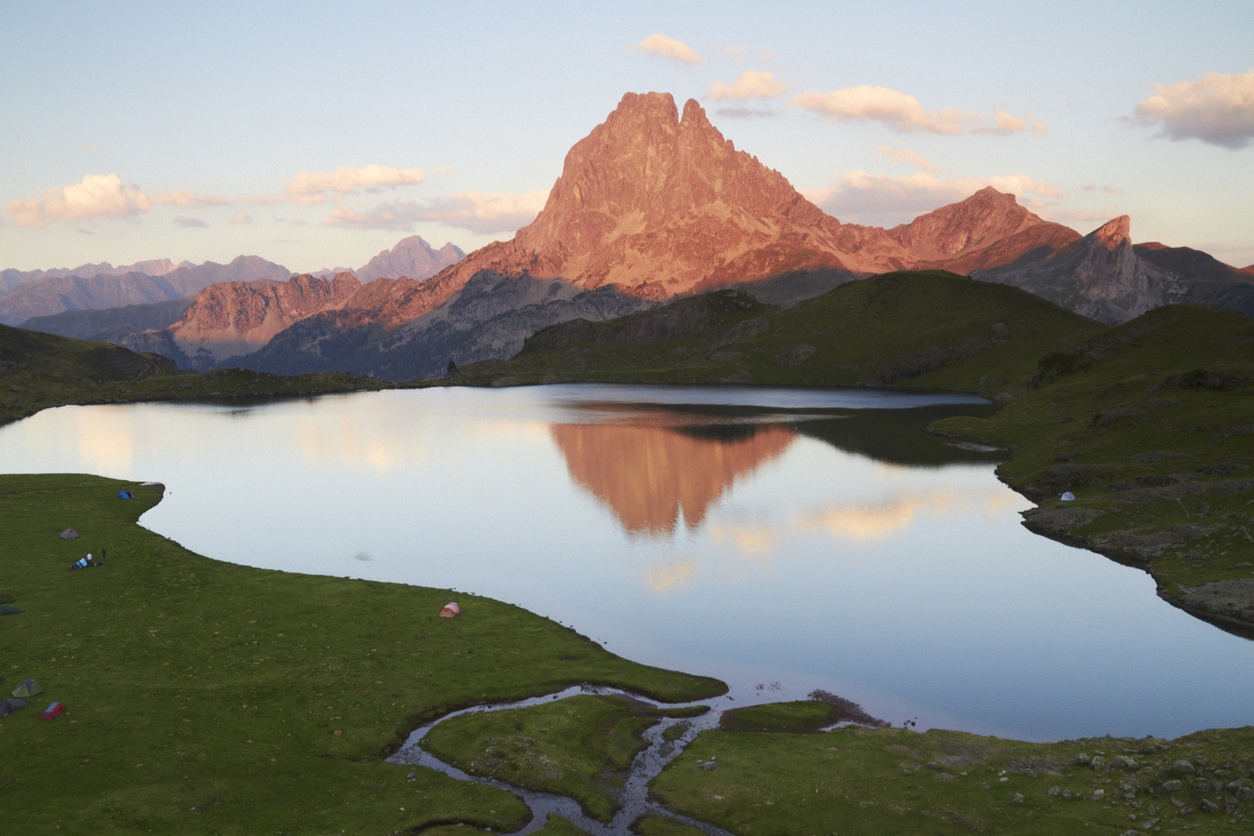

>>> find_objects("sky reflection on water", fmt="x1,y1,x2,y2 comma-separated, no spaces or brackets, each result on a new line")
1,384,1250,742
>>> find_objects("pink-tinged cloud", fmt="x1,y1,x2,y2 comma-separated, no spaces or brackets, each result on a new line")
323,190,548,234
423,190,548,234
1135,69,1254,149
153,189,230,207
283,164,426,205
633,33,701,65
708,70,788,101
791,85,1045,135
227,211,253,225
877,147,939,175
6,173,152,228
805,170,1065,225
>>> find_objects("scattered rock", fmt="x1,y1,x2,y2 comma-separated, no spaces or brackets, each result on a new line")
1111,755,1139,770
1161,780,1184,793
1010,792,1024,804
1199,798,1220,814
1169,759,1196,776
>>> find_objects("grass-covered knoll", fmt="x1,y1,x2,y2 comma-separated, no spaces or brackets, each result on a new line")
653,724,1254,834
0,322,390,426
0,474,723,832
422,693,697,823
450,271,1105,396
931,304,1254,629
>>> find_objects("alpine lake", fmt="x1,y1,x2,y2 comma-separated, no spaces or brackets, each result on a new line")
2,383,1250,743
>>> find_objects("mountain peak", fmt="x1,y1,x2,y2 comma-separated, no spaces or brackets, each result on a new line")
1092,215,1132,250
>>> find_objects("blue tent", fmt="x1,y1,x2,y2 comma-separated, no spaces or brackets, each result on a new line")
118,490,134,499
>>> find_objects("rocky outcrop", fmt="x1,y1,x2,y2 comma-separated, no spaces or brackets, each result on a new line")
164,272,362,369
973,216,1187,323
889,186,1080,273
355,236,464,282
974,216,1254,324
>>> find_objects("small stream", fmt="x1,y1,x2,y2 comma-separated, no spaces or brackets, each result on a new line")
387,685,737,835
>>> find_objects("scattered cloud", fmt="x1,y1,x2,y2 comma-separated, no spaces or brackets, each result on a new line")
417,190,549,234
227,211,253,225
708,70,788,101
805,170,1065,225
173,215,208,228
323,201,427,232
791,85,1046,135
153,189,229,207
877,147,939,175
1080,182,1123,195
7,173,152,228
1134,68,1254,149
715,107,780,120
282,164,426,205
322,189,548,235
633,33,701,65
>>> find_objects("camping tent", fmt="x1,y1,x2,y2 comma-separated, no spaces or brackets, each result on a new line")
0,698,26,717
117,490,134,499
0,604,21,616
60,528,80,539
439,602,461,618
12,679,42,698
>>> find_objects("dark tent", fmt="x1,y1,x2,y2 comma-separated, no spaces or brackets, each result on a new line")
0,592,15,602
0,698,27,717
12,679,42,698
0,604,22,616
117,490,134,499
60,528,81,539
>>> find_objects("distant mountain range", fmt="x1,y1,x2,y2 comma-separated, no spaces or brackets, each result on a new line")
7,90,1252,379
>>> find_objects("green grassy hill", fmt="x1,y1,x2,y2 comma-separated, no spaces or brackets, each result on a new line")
0,323,388,425
451,271,1107,395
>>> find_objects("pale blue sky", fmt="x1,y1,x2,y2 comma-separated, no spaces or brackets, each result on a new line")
3,0,1251,273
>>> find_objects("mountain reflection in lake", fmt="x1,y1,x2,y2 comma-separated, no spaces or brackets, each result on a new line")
1,384,1250,742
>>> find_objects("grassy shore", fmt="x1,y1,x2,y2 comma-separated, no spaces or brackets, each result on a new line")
0,474,722,832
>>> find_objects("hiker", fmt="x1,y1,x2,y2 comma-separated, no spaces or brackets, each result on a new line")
70,552,101,570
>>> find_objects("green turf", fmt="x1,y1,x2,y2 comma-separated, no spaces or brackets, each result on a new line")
652,724,1254,834
422,693,682,823
0,474,723,832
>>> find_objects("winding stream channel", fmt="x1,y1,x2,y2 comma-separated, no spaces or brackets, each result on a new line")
387,686,738,834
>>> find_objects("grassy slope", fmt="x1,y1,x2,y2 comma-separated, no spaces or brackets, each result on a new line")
450,271,1106,394
930,304,1254,628
652,722,1254,834
0,322,390,426
0,475,723,832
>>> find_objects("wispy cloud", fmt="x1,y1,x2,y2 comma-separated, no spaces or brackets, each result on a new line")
419,190,548,234
633,33,701,65
877,147,939,175
322,190,548,235
282,164,426,205
7,173,153,228
173,215,208,229
1134,68,1254,149
153,189,229,207
708,70,788,101
791,85,1046,135
226,211,253,225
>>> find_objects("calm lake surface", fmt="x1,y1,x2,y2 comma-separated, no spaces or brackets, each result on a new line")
2,384,1251,742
